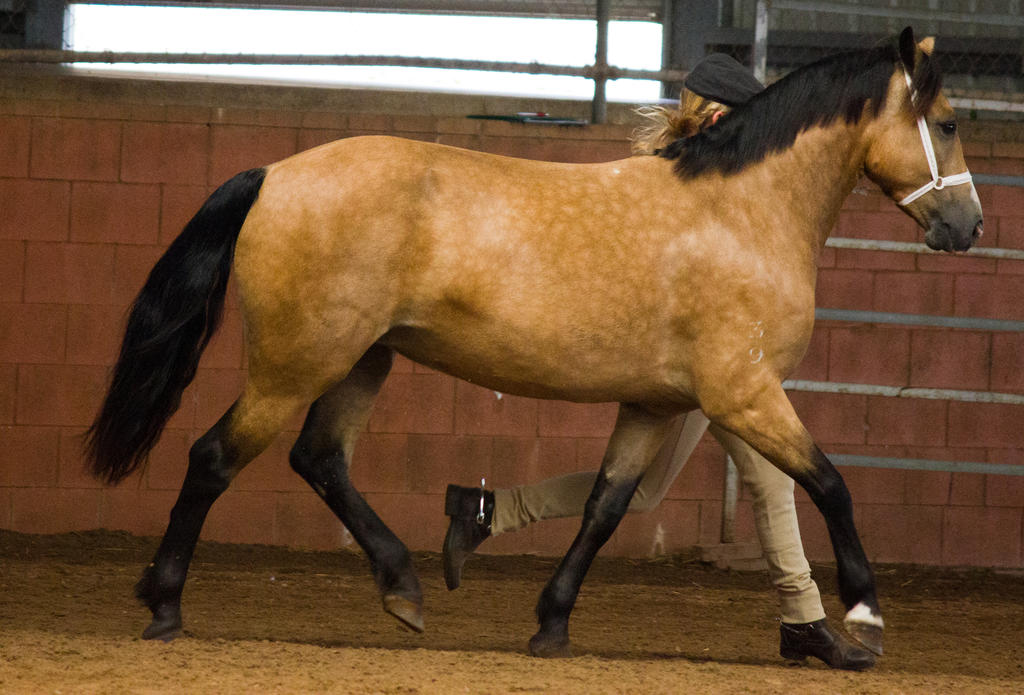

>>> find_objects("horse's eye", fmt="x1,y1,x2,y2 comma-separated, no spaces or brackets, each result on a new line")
938,121,957,136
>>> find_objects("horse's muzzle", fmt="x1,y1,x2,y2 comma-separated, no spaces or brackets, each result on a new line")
924,217,984,253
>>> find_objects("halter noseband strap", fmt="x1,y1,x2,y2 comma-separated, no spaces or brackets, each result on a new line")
897,70,973,207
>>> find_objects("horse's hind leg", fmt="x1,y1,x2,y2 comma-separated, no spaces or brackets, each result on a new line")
288,344,424,632
530,404,674,658
136,388,307,641
709,383,883,655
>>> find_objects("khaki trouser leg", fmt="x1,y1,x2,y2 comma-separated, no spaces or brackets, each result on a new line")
708,424,826,624
491,411,827,625
492,412,709,535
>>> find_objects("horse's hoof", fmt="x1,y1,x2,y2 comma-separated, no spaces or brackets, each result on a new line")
141,623,182,642
528,631,573,658
141,606,182,642
844,621,883,656
844,603,884,655
383,593,425,633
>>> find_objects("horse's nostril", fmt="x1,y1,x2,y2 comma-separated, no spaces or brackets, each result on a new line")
973,221,984,239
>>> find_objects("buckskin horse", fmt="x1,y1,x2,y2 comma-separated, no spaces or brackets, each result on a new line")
86,28,982,658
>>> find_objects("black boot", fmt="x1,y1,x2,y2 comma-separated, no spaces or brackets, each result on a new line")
442,483,494,590
780,618,877,671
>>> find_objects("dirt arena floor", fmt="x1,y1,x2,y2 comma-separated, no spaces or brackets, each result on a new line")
1,530,1021,694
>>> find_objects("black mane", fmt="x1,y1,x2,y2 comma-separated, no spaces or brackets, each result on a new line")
659,40,942,179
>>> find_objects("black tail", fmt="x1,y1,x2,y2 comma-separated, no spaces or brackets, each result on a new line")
86,168,267,484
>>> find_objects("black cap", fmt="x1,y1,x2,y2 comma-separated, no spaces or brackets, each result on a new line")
683,53,764,107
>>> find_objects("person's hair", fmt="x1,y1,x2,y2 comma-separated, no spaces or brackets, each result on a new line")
631,89,726,155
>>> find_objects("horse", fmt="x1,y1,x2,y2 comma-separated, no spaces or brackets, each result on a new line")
86,27,981,658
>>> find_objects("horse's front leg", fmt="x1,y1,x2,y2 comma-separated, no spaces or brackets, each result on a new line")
795,446,882,653
711,383,884,655
529,403,674,658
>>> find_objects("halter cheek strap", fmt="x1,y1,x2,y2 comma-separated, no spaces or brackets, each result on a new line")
897,70,973,207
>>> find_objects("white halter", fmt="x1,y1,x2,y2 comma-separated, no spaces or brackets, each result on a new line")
897,70,973,207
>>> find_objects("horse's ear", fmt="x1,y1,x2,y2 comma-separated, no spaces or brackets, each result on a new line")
918,37,935,55
898,26,917,70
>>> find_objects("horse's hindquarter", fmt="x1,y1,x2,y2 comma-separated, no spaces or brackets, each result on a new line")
233,137,429,387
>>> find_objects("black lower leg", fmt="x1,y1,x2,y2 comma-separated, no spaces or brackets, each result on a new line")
290,441,423,631
792,447,879,614
136,422,235,641
530,471,640,657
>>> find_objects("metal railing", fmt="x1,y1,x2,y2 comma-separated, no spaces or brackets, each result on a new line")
3,1,1020,122
716,234,1024,543
754,0,1024,114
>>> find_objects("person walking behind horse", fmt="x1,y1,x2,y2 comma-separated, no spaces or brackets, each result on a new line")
442,54,875,672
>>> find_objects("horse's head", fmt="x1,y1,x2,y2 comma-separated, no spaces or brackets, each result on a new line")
864,28,983,252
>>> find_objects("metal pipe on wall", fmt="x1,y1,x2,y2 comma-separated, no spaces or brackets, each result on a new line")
718,0,771,547
592,0,610,124
753,0,769,83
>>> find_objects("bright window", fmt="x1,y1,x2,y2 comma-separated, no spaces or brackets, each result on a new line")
66,4,663,102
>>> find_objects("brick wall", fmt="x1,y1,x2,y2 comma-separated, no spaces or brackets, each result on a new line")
1,71,1021,568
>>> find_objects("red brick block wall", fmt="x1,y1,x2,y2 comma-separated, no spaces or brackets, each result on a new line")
1,75,1021,569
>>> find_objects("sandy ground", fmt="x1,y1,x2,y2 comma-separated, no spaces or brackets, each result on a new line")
0,529,1021,694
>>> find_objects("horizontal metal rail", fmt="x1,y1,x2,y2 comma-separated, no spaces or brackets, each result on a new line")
783,379,1024,406
815,308,1024,333
817,238,1024,332
0,49,688,82
771,0,1024,27
786,376,1023,476
10,53,1024,118
950,97,1024,115
6,50,1024,115
48,0,666,22
804,229,1024,478
791,380,1024,478
830,454,1024,476
826,237,1024,260
973,173,1024,188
